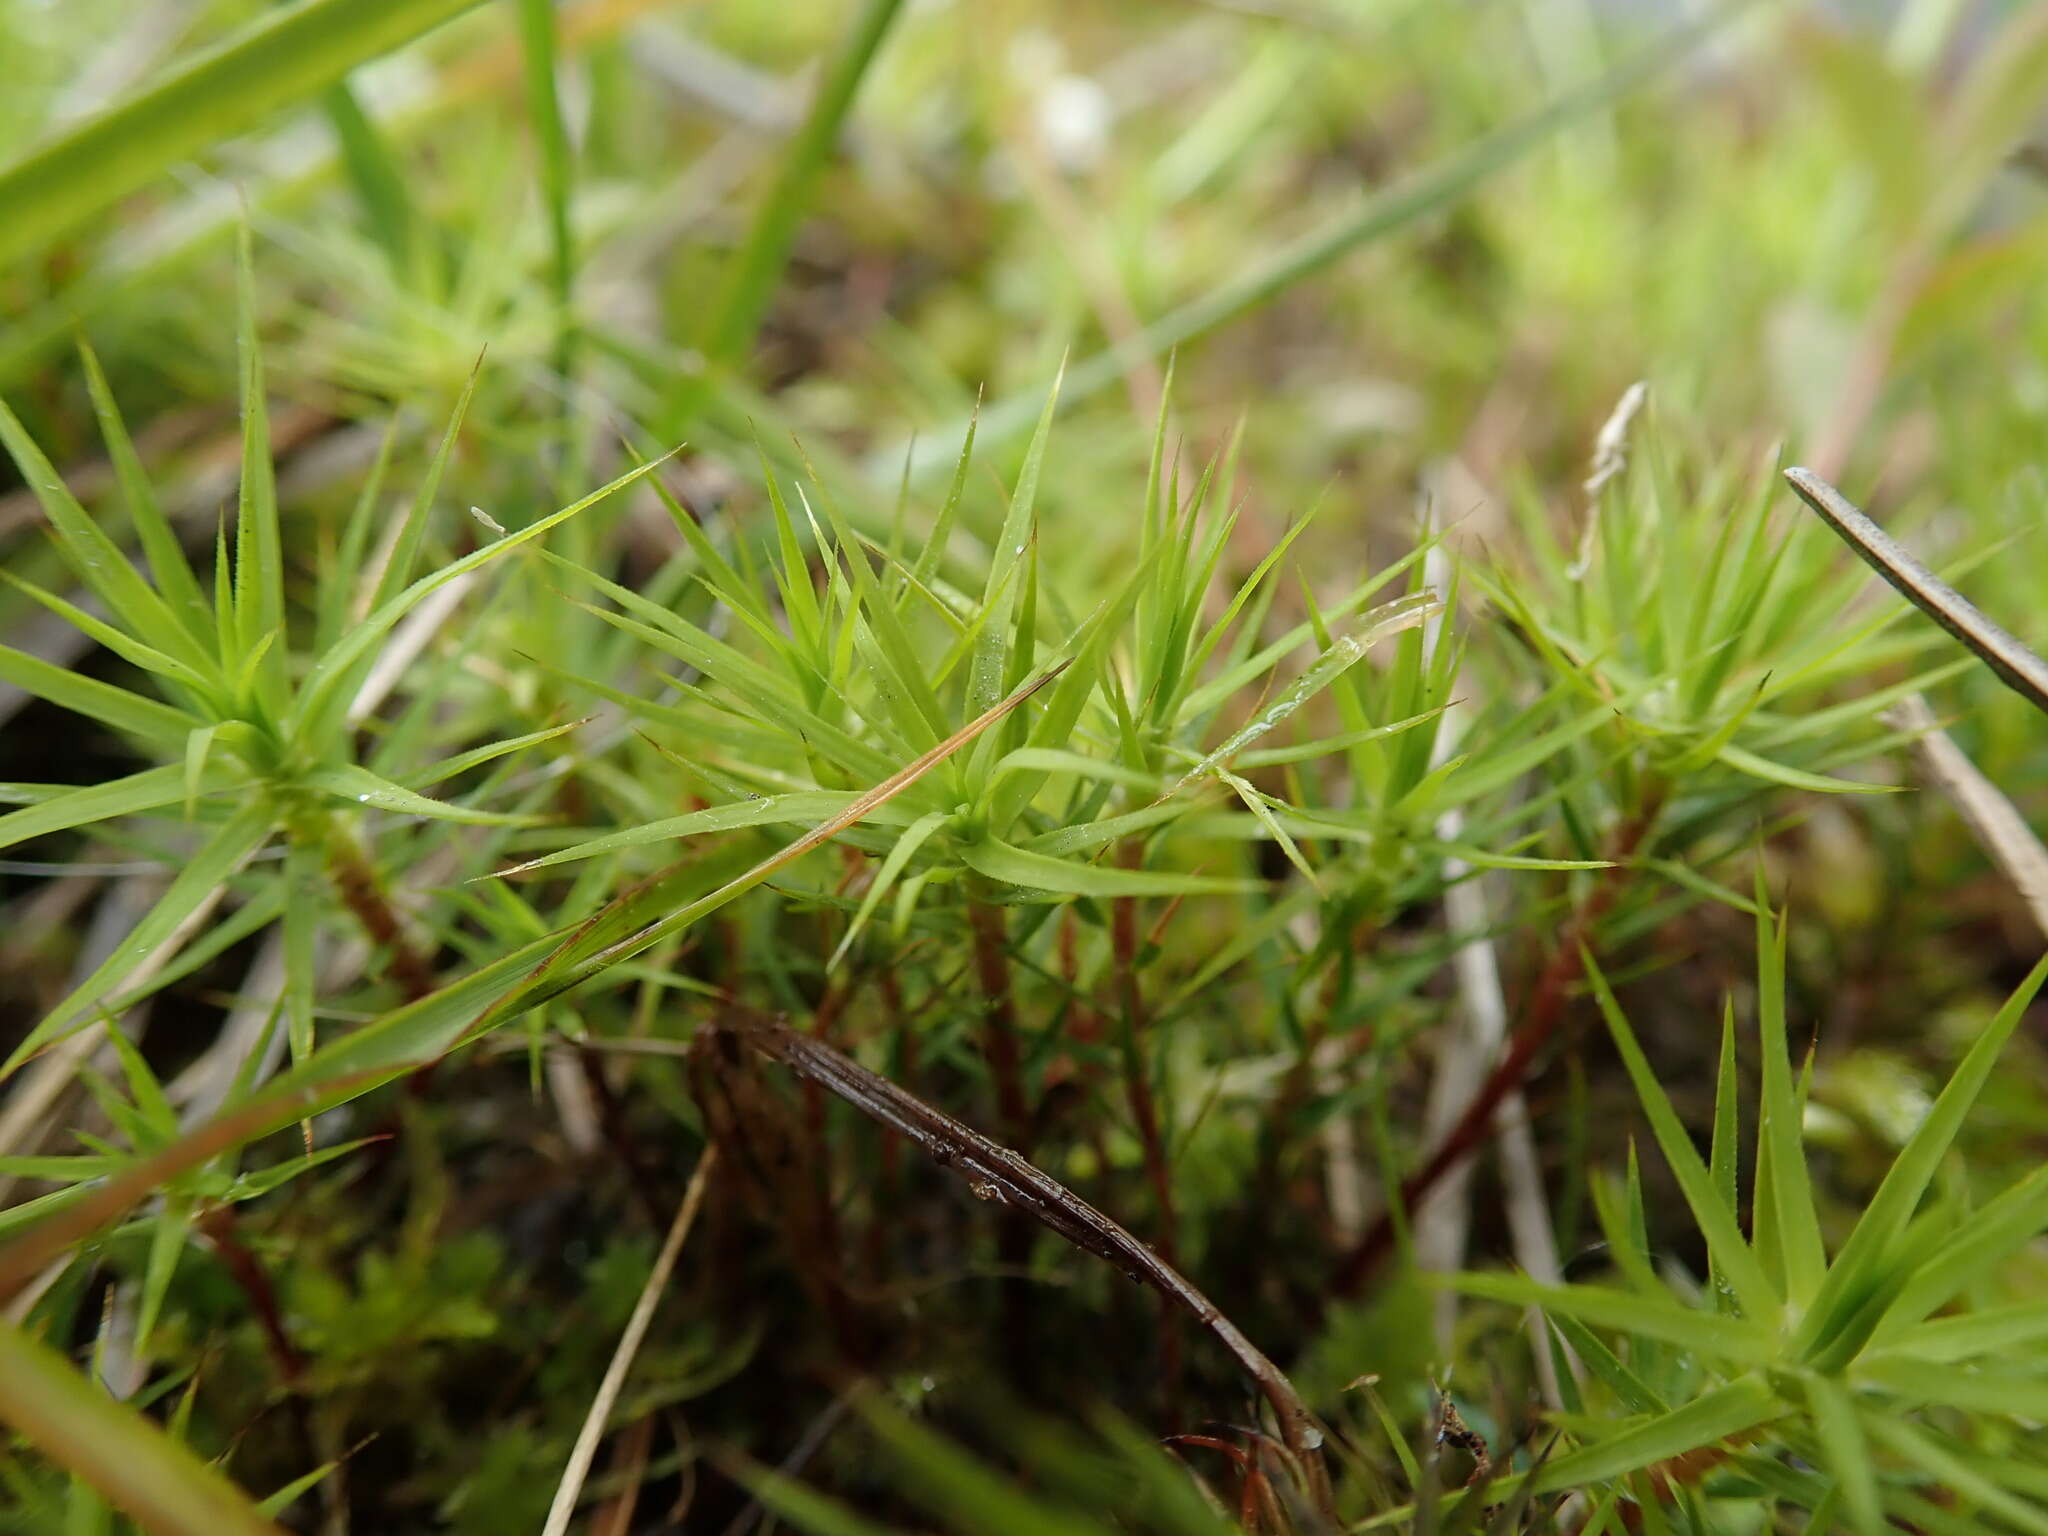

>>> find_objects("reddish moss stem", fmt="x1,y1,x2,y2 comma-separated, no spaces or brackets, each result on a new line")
1112,860,1185,1407
1113,880,1180,1266
325,829,434,1002
865,968,915,1284
197,1203,305,1385
1334,804,1659,1295
575,1046,671,1232
967,895,1039,1379
968,898,1032,1153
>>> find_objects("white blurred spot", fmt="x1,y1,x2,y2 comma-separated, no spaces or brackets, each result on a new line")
1036,73,1112,175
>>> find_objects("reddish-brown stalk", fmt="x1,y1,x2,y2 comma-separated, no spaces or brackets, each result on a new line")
1334,804,1659,1294
324,830,435,1002
196,1203,306,1385
1111,849,1186,1405
967,899,1032,1153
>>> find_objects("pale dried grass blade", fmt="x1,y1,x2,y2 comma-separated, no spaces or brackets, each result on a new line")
542,1146,718,1536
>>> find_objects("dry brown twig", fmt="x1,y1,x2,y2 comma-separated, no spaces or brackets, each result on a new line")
698,1008,1338,1521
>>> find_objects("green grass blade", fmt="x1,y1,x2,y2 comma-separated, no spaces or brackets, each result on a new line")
516,0,575,375
1790,1487,1844,1536
1175,554,1428,725
491,792,865,878
104,1030,177,1142
1180,508,1318,689
827,809,950,972
0,0,488,267
1755,899,1827,1307
1024,801,1210,861
0,1187,95,1244
1715,743,1897,796
734,1464,902,1536
1871,1167,2048,1344
319,80,417,275
1865,1417,2048,1536
0,568,214,695
133,1197,193,1362
1219,770,1319,890
0,1322,279,1535
1709,1000,1740,1311
5,798,273,1076
1800,1374,1883,1536
803,481,950,746
1445,1274,1771,1361
1792,951,2048,1363
959,835,1257,900
759,459,825,656
0,764,230,856
409,718,589,789
289,932,571,1084
1584,952,1782,1324
1223,708,1448,769
1878,1300,2048,1365
255,1461,340,1522
910,400,977,588
499,664,1070,1018
545,554,801,709
859,1399,1112,1536
1547,1313,1667,1416
304,764,538,826
1532,1374,1780,1494
324,420,398,648
570,602,896,782
697,0,908,370
231,227,288,714
993,750,1160,796
282,838,320,1065
984,553,1160,834
1427,844,1610,873
76,343,210,647
1174,593,1438,790
104,889,285,1024
967,364,1062,719
291,455,670,743
1856,1356,2048,1421
370,365,479,614
0,390,208,678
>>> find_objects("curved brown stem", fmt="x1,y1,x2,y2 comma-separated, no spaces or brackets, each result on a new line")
704,1008,1336,1520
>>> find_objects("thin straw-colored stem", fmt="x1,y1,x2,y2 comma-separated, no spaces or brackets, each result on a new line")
1888,696,2048,941
542,1146,718,1536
